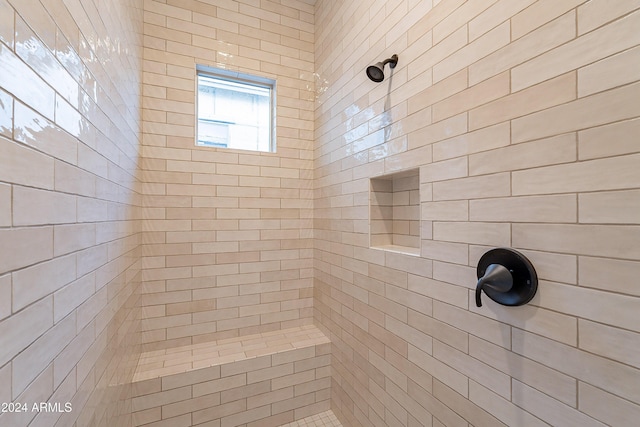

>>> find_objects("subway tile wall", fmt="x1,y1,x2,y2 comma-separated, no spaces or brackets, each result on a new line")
0,0,143,426
313,1,640,426
3,0,640,426
140,0,316,351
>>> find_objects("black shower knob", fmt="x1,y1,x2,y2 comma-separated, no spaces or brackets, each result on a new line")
475,248,538,308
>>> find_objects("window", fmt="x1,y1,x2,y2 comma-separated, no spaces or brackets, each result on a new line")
196,65,275,152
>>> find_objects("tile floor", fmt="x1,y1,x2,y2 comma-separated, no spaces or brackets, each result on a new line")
133,324,330,381
280,410,343,427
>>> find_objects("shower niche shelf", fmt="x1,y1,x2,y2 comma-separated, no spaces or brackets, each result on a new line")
370,168,421,256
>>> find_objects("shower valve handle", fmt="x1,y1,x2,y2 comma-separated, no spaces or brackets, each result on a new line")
474,248,538,308
475,264,513,307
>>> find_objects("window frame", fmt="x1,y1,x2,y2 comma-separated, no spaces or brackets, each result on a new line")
195,64,277,153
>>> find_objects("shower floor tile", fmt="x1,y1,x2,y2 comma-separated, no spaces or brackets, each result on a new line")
280,410,343,427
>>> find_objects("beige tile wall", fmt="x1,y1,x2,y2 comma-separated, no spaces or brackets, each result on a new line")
4,1,640,426
140,0,316,351
313,1,640,426
0,0,143,426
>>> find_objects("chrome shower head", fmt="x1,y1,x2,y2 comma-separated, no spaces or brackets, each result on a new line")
366,54,398,82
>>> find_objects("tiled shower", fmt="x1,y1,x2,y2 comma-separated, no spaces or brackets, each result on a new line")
0,0,639,426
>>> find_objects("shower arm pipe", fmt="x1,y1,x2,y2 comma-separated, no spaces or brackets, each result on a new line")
379,56,397,68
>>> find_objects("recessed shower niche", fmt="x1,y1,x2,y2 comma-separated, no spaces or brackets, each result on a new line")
370,168,421,256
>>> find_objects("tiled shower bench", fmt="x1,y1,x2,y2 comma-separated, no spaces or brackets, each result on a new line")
131,325,331,427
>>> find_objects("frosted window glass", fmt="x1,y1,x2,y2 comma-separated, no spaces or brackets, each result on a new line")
196,66,275,152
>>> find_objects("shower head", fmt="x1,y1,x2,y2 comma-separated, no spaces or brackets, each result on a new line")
366,54,398,82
